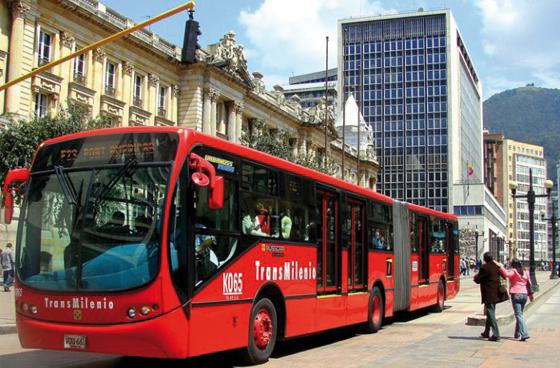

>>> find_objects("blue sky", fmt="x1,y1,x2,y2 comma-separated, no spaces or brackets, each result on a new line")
101,0,560,100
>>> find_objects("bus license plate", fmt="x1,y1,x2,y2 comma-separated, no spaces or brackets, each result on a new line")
64,335,86,350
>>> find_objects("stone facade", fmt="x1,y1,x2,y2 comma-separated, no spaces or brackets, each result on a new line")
0,0,380,244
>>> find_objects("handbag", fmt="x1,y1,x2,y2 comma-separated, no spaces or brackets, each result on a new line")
525,271,534,296
497,274,509,303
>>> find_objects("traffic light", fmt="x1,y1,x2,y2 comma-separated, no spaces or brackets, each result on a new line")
182,11,201,64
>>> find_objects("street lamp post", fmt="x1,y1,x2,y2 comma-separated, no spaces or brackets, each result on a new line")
510,169,553,291
541,205,559,279
473,228,484,263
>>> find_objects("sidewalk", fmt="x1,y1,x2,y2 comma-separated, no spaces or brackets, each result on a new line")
0,284,16,335
465,271,560,326
0,272,558,335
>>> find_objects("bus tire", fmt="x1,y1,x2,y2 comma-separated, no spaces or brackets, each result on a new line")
365,286,384,333
244,297,277,365
433,280,445,313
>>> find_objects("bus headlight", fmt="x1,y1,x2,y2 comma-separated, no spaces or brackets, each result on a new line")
127,308,137,318
22,303,29,312
30,305,38,314
140,306,151,316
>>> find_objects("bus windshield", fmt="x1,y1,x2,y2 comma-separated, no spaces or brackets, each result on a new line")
17,132,178,292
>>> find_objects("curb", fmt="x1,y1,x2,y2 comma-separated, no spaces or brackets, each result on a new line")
0,324,17,335
465,280,560,326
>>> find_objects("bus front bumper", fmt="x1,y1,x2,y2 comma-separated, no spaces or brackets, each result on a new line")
17,307,189,359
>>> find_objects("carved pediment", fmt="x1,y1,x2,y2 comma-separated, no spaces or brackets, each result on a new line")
207,32,254,87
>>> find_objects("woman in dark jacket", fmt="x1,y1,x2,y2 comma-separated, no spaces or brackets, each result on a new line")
474,252,501,341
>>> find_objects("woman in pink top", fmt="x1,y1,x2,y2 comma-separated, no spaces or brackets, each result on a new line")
496,259,533,341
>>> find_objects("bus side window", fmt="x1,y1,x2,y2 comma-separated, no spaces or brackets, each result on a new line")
410,212,417,252
369,201,392,251
430,218,446,254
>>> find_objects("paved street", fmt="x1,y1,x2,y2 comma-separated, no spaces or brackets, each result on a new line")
0,272,558,368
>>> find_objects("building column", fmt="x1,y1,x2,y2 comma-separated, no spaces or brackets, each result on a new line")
86,49,94,90
291,137,299,158
234,101,244,144
148,74,159,126
57,32,74,111
209,89,218,136
91,48,106,115
122,61,134,126
227,101,236,141
202,87,212,134
6,1,30,115
172,85,180,124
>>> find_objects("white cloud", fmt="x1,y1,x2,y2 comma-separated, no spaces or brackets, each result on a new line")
476,0,560,88
484,75,526,98
239,0,394,80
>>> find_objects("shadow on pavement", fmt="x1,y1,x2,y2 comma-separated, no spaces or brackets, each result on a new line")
271,325,357,359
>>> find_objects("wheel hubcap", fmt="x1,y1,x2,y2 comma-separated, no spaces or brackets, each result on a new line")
253,308,273,350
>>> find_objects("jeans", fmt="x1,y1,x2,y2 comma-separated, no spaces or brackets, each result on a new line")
511,293,529,338
2,270,14,288
483,303,500,338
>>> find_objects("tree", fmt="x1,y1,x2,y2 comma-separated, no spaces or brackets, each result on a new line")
240,119,336,175
0,104,111,184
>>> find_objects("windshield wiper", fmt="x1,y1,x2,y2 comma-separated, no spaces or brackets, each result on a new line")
93,158,138,206
54,165,78,206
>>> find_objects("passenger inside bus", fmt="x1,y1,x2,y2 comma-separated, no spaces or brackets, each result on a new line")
280,209,292,239
133,215,152,238
255,203,270,235
373,230,384,249
102,211,130,236
194,223,219,281
242,211,268,236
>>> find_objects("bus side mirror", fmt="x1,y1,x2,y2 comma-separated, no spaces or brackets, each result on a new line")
188,153,224,210
208,176,224,210
2,168,30,224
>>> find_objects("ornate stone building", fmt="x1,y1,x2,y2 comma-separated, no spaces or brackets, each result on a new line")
0,0,379,184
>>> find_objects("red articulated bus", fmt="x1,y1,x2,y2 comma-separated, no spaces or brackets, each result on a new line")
3,127,459,364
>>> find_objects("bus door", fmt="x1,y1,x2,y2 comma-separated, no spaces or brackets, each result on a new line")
317,190,339,294
445,222,456,277
346,199,366,291
417,216,429,283
316,189,344,330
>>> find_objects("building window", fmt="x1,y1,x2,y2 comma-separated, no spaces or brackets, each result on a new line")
73,52,86,84
158,86,167,117
34,93,48,117
38,31,52,66
133,74,143,107
105,61,116,96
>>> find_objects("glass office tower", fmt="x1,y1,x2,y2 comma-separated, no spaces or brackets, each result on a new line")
338,10,482,213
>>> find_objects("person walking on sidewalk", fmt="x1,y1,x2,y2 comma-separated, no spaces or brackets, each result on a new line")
495,259,533,341
1,243,15,292
474,252,501,341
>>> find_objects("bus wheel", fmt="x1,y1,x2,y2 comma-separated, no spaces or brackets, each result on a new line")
244,298,277,365
433,280,445,313
365,286,384,333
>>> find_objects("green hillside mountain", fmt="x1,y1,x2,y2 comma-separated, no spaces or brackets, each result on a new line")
483,86,560,181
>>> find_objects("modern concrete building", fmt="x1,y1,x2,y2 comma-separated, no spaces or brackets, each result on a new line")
338,9,506,259
483,131,505,206
503,140,548,262
283,68,337,109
